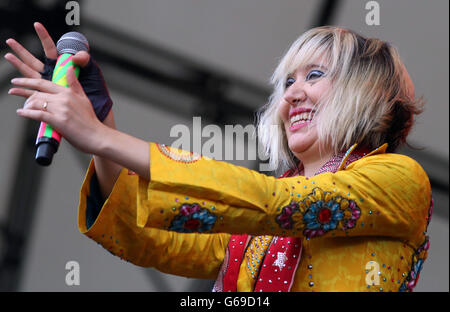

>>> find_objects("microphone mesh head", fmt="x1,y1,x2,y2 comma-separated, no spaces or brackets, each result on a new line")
56,32,89,55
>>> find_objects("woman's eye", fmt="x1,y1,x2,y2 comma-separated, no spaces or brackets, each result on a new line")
306,70,324,81
285,77,295,88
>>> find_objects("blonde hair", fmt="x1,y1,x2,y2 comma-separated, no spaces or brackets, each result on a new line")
257,26,424,172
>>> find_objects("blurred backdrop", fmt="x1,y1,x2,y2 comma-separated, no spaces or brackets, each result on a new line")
0,0,448,291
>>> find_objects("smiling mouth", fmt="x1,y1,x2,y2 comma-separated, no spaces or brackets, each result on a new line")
290,112,314,127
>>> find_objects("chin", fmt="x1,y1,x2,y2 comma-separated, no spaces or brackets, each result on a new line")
288,131,322,157
288,139,312,154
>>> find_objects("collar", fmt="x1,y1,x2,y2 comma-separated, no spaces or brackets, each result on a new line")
280,143,389,178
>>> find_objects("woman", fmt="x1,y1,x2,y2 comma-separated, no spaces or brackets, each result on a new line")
6,23,432,292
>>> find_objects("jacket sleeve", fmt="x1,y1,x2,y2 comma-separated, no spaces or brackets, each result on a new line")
78,159,230,280
140,142,431,249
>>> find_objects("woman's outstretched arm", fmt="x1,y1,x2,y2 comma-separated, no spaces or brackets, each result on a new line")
9,70,150,186
93,109,148,200
94,113,150,183
9,73,232,279
4,22,144,201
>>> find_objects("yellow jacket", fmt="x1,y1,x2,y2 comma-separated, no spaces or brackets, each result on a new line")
77,142,432,292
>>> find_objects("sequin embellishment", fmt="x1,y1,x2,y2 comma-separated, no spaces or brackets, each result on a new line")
157,144,202,163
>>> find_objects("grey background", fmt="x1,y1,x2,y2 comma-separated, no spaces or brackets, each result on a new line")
0,0,448,291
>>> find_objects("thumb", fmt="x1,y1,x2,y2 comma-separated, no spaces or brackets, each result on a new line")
72,51,90,67
66,66,83,94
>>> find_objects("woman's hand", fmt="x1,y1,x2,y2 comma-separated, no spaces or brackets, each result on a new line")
10,71,151,182
7,22,148,194
10,66,107,155
4,22,57,79
5,22,90,79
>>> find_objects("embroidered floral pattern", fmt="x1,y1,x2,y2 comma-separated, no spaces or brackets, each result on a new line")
169,203,217,233
399,237,430,292
275,201,298,230
275,188,361,238
273,251,288,271
399,197,433,291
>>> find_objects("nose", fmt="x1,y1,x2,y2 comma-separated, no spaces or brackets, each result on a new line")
283,81,307,106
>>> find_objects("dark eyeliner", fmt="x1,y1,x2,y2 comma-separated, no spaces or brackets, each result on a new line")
285,77,295,88
306,70,324,81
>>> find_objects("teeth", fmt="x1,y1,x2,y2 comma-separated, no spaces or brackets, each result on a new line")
291,120,312,127
290,112,314,125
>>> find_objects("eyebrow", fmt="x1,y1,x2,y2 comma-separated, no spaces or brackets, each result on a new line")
304,63,328,71
287,63,329,78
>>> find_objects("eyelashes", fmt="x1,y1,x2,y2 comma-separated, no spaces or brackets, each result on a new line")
306,70,325,80
285,70,325,88
285,77,296,88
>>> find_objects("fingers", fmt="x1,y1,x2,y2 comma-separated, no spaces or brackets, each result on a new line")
8,87,36,98
5,38,44,73
34,22,58,59
4,53,41,79
66,66,83,94
16,107,54,125
17,91,57,115
11,77,66,94
72,51,90,67
21,92,55,111
22,92,43,110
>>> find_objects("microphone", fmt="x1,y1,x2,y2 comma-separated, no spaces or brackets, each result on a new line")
35,32,89,166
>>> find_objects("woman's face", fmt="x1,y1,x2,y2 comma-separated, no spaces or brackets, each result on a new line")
278,60,332,158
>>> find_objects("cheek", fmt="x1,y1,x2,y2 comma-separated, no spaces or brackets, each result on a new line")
311,79,332,102
278,101,290,124
278,106,291,139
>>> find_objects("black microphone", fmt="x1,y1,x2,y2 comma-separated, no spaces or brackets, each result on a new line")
35,32,89,166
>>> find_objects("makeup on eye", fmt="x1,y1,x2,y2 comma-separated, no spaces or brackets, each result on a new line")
306,70,325,80
285,77,296,88
285,69,325,88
